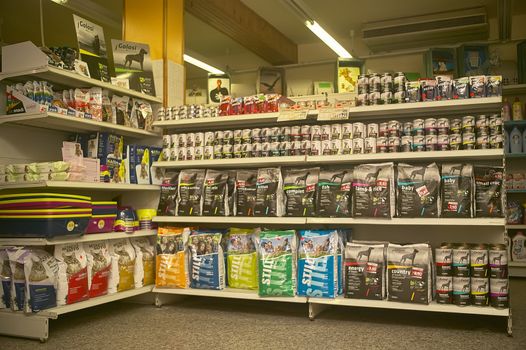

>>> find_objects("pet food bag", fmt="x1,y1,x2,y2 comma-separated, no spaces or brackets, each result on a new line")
258,230,297,297
297,230,338,298
157,170,180,216
441,164,473,218
85,241,111,298
352,162,394,218
131,237,155,288
156,227,190,288
227,170,236,216
316,169,353,217
108,239,136,293
474,166,504,218
254,168,284,217
387,243,432,304
226,227,258,289
24,249,58,312
344,242,386,300
202,169,230,216
396,163,440,218
55,243,89,305
283,168,319,217
188,230,225,290
235,169,257,216
7,247,30,311
177,169,206,216
0,249,12,309
336,229,352,295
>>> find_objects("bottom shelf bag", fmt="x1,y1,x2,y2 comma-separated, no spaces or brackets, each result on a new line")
108,239,136,293
156,227,189,288
226,227,258,290
188,230,225,290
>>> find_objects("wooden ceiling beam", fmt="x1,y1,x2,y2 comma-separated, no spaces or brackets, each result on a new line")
185,0,298,65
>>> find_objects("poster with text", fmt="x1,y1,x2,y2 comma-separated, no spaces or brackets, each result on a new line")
73,14,110,82
111,39,156,96
337,59,362,93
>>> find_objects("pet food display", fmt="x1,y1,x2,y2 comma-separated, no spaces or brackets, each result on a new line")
352,162,394,218
24,249,58,312
234,169,257,216
155,227,190,288
188,230,225,290
258,230,297,297
85,241,111,298
157,170,180,216
131,237,155,288
396,163,440,217
177,169,205,216
387,243,432,304
474,166,504,217
55,243,89,305
202,170,230,216
0,249,11,309
441,164,473,218
336,230,350,295
316,169,352,217
108,239,136,293
226,228,258,290
297,230,338,298
254,168,284,217
283,168,319,217
344,242,386,300
7,247,30,311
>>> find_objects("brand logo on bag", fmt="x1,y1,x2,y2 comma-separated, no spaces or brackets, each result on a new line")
78,21,94,31
67,221,76,232
117,42,138,51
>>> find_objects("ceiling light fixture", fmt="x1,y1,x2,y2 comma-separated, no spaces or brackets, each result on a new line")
183,54,225,75
305,20,352,58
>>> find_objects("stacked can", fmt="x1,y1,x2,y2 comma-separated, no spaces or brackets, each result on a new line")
452,243,471,306
357,72,407,106
470,244,489,306
158,104,219,121
489,244,509,308
435,244,453,304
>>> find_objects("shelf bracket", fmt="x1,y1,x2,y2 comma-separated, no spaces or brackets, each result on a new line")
0,311,49,341
308,302,330,321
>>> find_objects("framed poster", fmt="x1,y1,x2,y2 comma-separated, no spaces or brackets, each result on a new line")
458,45,490,76
257,67,285,95
426,48,457,77
336,59,362,93
208,74,231,105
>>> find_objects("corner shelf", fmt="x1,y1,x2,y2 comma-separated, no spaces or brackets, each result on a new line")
0,180,160,192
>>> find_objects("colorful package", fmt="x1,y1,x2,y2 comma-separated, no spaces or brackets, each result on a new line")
7,247,30,311
258,230,297,297
0,249,12,309
344,242,386,300
202,169,230,216
254,168,284,217
156,227,190,288
177,169,205,216
85,241,111,298
336,229,352,295
188,230,225,290
108,239,136,293
297,230,338,298
24,249,58,312
131,237,155,288
226,228,258,290
55,243,89,305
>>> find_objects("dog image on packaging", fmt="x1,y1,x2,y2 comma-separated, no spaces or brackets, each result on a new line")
396,163,440,218
344,242,386,300
441,164,473,218
0,249,12,309
316,169,353,217
474,166,504,217
226,228,258,290
202,169,230,216
108,239,136,293
235,169,257,216
352,162,395,218
254,168,284,217
155,227,190,288
55,243,89,305
177,169,206,216
283,168,319,217
24,249,59,312
85,241,111,298
188,230,225,290
131,237,155,288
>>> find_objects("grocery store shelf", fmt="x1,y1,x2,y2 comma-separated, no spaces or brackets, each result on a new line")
0,111,160,138
154,287,307,303
507,225,526,229
0,65,162,103
503,84,526,95
153,216,307,225
0,229,157,246
506,189,526,194
307,149,503,165
306,217,505,226
153,155,307,169
153,112,279,131
347,97,502,119
510,262,526,267
0,180,160,191
509,262,526,277
309,296,509,317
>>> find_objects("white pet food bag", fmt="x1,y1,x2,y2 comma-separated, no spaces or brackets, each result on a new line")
55,243,89,305
6,247,31,311
0,249,12,309
24,249,59,312
85,241,112,298
108,239,136,293
131,237,155,288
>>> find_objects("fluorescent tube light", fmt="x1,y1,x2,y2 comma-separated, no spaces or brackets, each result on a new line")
183,54,225,74
305,20,352,58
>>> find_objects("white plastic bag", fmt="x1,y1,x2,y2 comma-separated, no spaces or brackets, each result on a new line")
55,243,89,305
108,239,136,293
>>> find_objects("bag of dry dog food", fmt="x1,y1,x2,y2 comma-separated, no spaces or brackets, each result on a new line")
55,243,89,305
235,169,258,216
317,169,353,217
387,243,432,304
283,168,319,217
202,169,230,216
131,237,155,288
24,249,58,312
441,164,473,218
396,163,440,218
6,247,30,311
0,249,12,309
177,169,206,216
474,166,504,217
157,170,180,216
108,239,136,293
188,230,225,290
227,170,236,216
156,227,190,288
344,242,386,300
352,162,395,218
226,227,258,290
254,167,284,217
85,241,111,298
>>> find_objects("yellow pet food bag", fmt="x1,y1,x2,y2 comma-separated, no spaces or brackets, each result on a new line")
155,227,190,288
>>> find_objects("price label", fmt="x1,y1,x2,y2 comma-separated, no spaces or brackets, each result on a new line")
277,109,309,122
317,107,350,121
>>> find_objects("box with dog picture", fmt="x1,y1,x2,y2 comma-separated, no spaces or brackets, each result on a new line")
73,15,111,82
111,39,156,96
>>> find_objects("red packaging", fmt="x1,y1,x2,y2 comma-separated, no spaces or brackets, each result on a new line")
219,95,232,116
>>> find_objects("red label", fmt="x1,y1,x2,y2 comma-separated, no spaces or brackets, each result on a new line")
341,183,351,191
376,180,387,187
410,267,424,279
89,265,110,298
366,262,378,273
306,184,316,192
447,202,458,211
236,180,245,188
67,267,89,304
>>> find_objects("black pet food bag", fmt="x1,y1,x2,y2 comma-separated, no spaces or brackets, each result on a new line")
254,168,283,217
441,164,473,218
283,167,319,217
157,170,180,216
317,169,352,217
235,169,258,216
344,243,385,300
396,163,440,218
352,163,394,218
177,169,205,216
202,169,229,216
474,166,504,218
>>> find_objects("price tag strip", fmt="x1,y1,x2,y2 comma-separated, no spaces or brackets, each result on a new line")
317,107,350,121
277,107,309,122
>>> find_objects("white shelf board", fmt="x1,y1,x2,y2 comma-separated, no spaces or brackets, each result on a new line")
347,97,502,119
154,287,307,303
309,296,509,316
306,217,505,226
153,155,307,169
153,112,279,131
506,225,526,229
503,84,526,95
0,65,162,103
0,111,160,138
153,216,307,225
509,261,526,267
0,229,157,246
307,149,503,165
0,180,160,192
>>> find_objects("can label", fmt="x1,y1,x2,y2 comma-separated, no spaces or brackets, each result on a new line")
476,115,488,129
357,93,368,106
321,125,331,141
194,146,204,160
381,73,393,93
489,249,508,278
223,144,233,158
436,276,453,304
278,127,290,142
311,125,321,141
178,147,186,161
342,139,353,154
233,144,242,158
453,248,470,277
380,91,393,104
342,123,352,139
470,277,489,306
321,140,332,156
369,74,381,92
194,132,204,147
331,124,342,140
241,143,253,158
186,147,195,161
358,75,369,94
437,118,450,128
260,142,270,157
490,278,509,308
388,137,400,153
489,134,503,149
301,140,311,155
261,128,271,143
379,122,388,137
364,137,376,154
204,146,214,159
331,139,342,155
437,134,449,151
470,249,489,277
449,134,462,150
413,135,425,152
394,90,405,103
376,137,388,153
162,135,171,148
368,92,381,105
278,141,290,157
204,132,215,146
413,119,424,135
157,107,165,121
402,122,413,137
476,134,489,149
251,128,262,143
300,125,311,141
213,145,223,159
388,120,401,137
463,115,475,129
453,277,471,306
394,73,406,91
367,123,379,138
401,136,412,152
270,141,280,157
270,127,280,142
164,147,172,161
436,248,453,276
178,133,187,147
425,135,437,151
353,123,365,138
215,130,225,145
463,133,476,150
310,141,321,156
352,138,364,154
187,133,196,147
233,129,243,144
252,142,262,158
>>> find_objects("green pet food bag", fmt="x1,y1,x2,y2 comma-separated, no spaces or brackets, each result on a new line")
226,228,258,290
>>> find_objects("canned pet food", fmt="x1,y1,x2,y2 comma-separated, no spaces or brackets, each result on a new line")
401,136,412,152
271,127,281,142
489,134,503,149
178,133,187,147
352,138,364,154
380,91,393,104
300,125,311,141
437,118,450,135
214,130,224,145
163,147,172,161
437,134,449,151
342,139,353,155
177,147,186,161
342,123,353,139
162,135,171,149
233,144,242,158
425,135,437,151
388,137,400,153
379,122,388,137
194,132,204,147
251,128,262,143
393,90,406,104
369,73,381,92
436,276,453,304
358,74,369,94
388,120,401,137
367,123,379,138
476,115,488,130
204,132,215,146
331,139,342,155
157,107,165,121
353,123,366,138
186,147,195,161
376,137,388,153
412,119,425,136
489,114,503,134
357,93,368,106
413,135,425,152
424,118,437,135
364,137,377,154
241,143,253,158
194,146,204,160
394,72,406,91
453,245,470,277
279,141,290,157
278,127,290,142
470,244,489,277
381,73,393,93
321,124,331,141
368,92,381,105
213,145,223,159
450,134,462,150
233,129,243,144
223,144,233,158
462,115,475,133
462,133,476,150
260,142,270,157
331,124,342,140
252,142,262,157
321,140,332,156
187,133,196,147
222,129,234,144
490,278,509,308
476,133,489,149
261,128,272,143
489,244,508,279
269,142,280,157
453,276,471,306
301,140,311,155
310,125,321,141
450,119,462,133
241,129,252,144
310,141,321,156
402,122,413,137
164,107,172,120
470,277,489,306
204,146,214,160
436,245,453,276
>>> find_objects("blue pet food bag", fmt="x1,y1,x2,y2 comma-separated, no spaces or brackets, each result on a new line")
189,230,225,290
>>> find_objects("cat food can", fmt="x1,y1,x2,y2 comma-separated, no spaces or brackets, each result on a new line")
379,122,389,137
222,144,233,158
462,133,476,150
437,134,450,151
357,93,368,106
352,138,365,154
358,74,369,94
424,118,437,135
321,124,332,141
413,135,425,152
300,125,311,141
194,132,205,147
394,72,406,91
437,118,450,135
342,139,353,154
489,244,508,279
177,147,186,161
453,244,470,277
436,245,453,276
241,143,253,158
186,147,195,161
436,276,453,304
261,128,272,143
251,128,262,143
369,73,381,92
194,146,204,160
376,137,388,153
489,134,503,149
413,119,425,136
380,91,393,104
301,140,311,155
470,244,489,278
178,133,187,147
213,145,223,159
252,142,262,158
321,140,332,156
186,133,196,147
453,276,471,306
490,278,509,308
204,146,214,160
388,120,401,137
205,132,215,146
279,126,290,142
331,124,342,140
270,141,280,157
381,73,393,93
462,115,475,133
368,92,381,105
342,123,353,139
450,118,462,133
476,133,490,149
331,139,342,155
261,142,271,157
214,130,224,145
402,122,413,136
367,123,379,138
425,134,437,151
401,136,412,152
388,137,400,153
363,137,376,154
270,127,281,142
233,144,242,158
470,277,489,306
353,123,366,138
310,125,321,141
310,140,321,156
450,134,462,150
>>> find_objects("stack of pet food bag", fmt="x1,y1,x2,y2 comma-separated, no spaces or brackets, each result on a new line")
0,237,155,313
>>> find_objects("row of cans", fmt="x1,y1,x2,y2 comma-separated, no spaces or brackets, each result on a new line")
357,72,407,94
157,105,220,121
435,276,508,308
